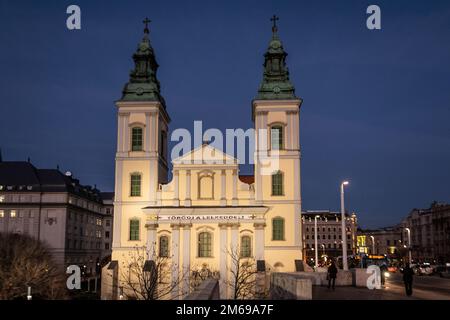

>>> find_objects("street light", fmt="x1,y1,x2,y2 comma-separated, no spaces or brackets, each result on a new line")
370,235,375,254
340,180,349,270
119,286,124,300
405,227,412,264
314,215,320,269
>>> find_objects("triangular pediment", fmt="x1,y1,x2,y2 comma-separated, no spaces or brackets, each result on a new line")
172,144,238,166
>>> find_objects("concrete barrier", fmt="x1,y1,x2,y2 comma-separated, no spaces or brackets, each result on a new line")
353,268,382,288
184,279,220,300
270,273,312,300
335,270,353,286
292,270,353,286
101,261,118,300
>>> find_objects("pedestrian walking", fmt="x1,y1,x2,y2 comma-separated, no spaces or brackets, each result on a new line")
327,261,338,290
402,263,414,296
380,264,387,286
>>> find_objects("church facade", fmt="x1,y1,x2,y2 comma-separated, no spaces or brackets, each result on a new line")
106,18,303,299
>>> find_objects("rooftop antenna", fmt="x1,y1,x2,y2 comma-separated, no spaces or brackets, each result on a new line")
57,164,60,171
27,157,31,163
0,148,3,162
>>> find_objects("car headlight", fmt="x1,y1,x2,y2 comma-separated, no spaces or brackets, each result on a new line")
384,272,390,278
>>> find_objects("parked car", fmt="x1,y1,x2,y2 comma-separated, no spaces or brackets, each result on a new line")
387,266,398,272
417,263,433,275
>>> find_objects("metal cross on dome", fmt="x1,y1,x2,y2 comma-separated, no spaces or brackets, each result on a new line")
271,14,279,33
143,17,151,34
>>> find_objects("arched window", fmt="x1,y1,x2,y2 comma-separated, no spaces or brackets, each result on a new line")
270,125,283,150
129,219,140,241
240,236,252,258
272,217,285,241
130,173,141,197
131,127,143,151
159,236,169,257
271,171,284,196
198,232,212,257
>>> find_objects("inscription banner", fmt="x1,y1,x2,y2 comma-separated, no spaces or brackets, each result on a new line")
156,214,258,221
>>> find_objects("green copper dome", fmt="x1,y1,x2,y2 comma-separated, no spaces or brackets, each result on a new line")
120,19,166,107
256,16,297,100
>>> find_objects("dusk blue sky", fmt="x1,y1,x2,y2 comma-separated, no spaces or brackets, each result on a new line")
1,0,449,228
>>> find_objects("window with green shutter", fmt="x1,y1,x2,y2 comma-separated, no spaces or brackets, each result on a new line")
131,127,143,151
271,125,283,150
271,171,284,196
272,218,285,241
130,174,141,197
240,236,252,257
129,219,140,241
198,232,212,257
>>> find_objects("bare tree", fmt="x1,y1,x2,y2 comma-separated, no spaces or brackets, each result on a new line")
0,233,67,300
119,246,186,300
224,246,260,300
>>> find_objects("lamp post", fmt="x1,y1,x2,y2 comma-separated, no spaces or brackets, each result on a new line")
370,235,375,254
314,215,320,269
405,227,412,263
340,181,349,270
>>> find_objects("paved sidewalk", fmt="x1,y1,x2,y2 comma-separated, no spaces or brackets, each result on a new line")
312,285,418,300
312,273,450,300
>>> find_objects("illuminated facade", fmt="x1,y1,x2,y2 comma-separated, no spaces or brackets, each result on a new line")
104,19,303,299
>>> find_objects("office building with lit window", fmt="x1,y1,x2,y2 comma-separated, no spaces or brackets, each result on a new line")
0,160,113,275
302,210,358,264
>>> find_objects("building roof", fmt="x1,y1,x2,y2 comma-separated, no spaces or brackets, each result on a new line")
255,16,297,101
120,21,166,108
0,161,109,204
172,143,238,166
358,226,401,233
0,162,41,188
100,192,115,202
302,210,354,219
239,175,254,184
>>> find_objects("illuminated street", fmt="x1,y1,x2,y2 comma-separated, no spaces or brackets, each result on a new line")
313,273,450,300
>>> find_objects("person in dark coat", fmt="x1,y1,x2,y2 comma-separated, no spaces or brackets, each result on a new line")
380,264,388,286
327,261,338,290
402,263,414,296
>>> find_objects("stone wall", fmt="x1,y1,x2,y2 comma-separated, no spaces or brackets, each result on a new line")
289,270,353,286
269,273,312,300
